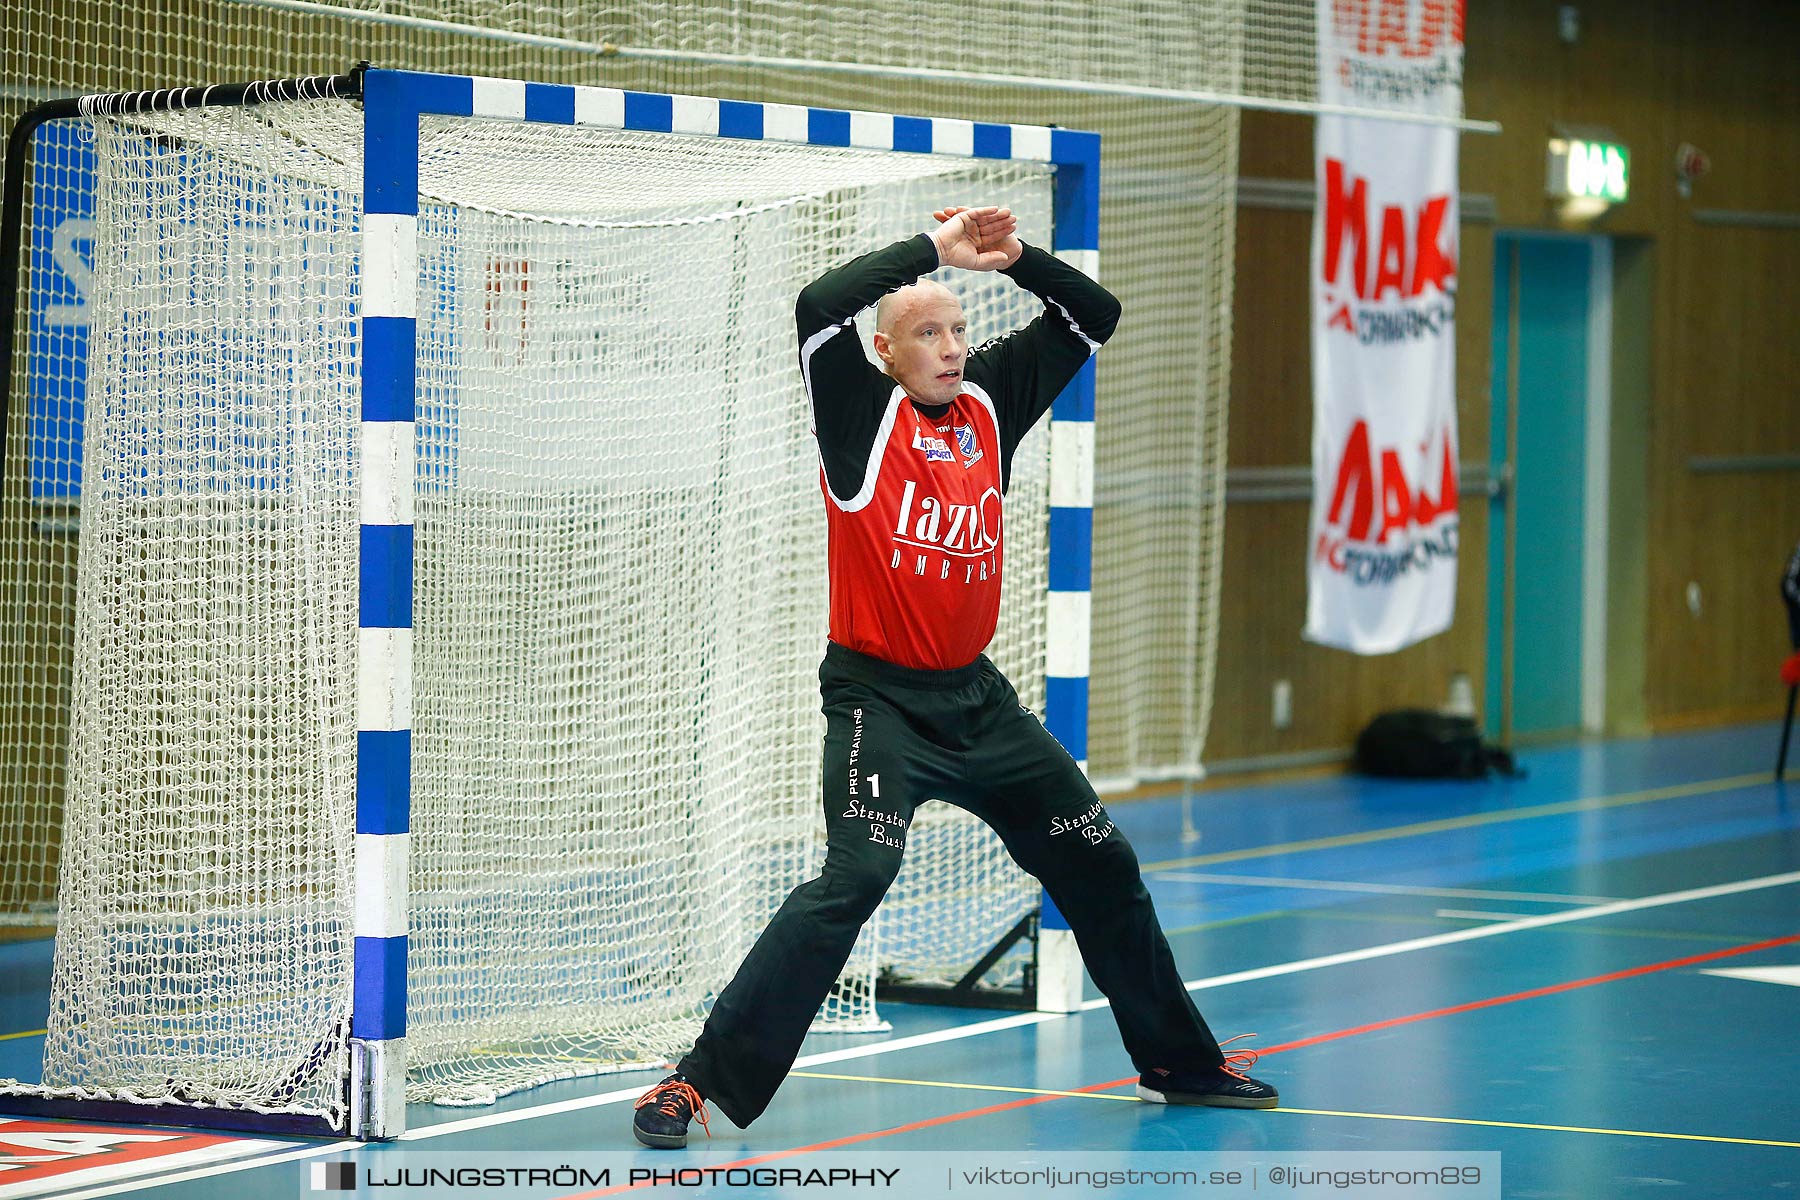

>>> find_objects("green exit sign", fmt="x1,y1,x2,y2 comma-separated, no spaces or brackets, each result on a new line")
1547,138,1630,204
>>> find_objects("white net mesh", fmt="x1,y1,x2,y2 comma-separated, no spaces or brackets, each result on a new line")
10,97,1054,1118
35,102,362,1127
0,120,86,928
1,0,1291,931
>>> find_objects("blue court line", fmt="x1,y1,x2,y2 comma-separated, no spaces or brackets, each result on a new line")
1139,771,1769,873
1139,774,1787,925
1145,869,1800,1001
1281,906,1755,944
1152,871,1619,904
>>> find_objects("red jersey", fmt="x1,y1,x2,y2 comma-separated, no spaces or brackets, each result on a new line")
797,235,1119,670
822,383,1006,670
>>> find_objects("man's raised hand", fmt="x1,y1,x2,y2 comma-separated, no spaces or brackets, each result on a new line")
929,205,1023,271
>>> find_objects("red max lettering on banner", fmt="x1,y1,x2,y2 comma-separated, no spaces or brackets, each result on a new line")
1323,160,1370,296
1321,160,1457,303
1326,420,1376,540
1321,418,1458,550
1411,197,1454,296
1332,0,1465,57
1379,447,1414,534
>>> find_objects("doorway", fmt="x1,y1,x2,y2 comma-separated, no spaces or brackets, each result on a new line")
1487,233,1615,743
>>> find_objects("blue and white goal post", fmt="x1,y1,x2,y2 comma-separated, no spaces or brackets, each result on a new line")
353,69,1099,1138
0,67,1094,1144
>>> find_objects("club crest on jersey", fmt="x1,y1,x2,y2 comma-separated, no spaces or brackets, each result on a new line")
954,423,983,468
912,428,955,462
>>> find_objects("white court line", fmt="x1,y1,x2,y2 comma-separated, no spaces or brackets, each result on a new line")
54,864,1798,1187
402,1081,661,1140
408,867,1800,1136
402,1012,1058,1140
40,1140,360,1200
0,1138,284,1200
1433,909,1551,922
1153,871,1619,906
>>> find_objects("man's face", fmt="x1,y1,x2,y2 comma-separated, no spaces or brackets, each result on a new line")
874,283,968,406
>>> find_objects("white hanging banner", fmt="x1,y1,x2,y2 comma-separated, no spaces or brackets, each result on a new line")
1306,1,1464,654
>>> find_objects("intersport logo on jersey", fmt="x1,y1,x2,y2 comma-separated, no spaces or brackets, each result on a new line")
1307,0,1464,655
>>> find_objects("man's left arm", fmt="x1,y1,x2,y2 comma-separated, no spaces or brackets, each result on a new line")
963,243,1121,487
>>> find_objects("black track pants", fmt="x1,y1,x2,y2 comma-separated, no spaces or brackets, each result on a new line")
678,642,1228,1128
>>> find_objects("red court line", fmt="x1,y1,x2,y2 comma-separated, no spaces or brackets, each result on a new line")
569,931,1800,1197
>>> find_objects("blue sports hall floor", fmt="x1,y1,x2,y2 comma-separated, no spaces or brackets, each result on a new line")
2,720,1795,1198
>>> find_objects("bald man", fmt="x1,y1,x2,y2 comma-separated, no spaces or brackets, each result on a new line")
633,207,1275,1149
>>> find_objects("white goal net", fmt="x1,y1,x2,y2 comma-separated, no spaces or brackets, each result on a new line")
8,93,1055,1124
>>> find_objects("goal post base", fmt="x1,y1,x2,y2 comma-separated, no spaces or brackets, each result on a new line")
0,1090,343,1138
1035,924,1086,1014
875,911,1040,1012
351,1037,407,1141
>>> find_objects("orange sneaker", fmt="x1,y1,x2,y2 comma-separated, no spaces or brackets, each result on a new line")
633,1073,712,1148
1136,1035,1278,1109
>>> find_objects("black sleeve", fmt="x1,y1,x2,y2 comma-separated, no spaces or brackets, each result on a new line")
962,243,1121,488
797,234,940,503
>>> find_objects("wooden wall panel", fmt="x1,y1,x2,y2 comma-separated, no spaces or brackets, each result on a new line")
5,0,1793,773
1213,196,1493,761
1213,0,1800,764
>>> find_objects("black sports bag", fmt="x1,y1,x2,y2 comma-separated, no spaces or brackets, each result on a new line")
1353,709,1522,779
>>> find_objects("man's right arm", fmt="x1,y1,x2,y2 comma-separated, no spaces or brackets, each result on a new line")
797,234,940,502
